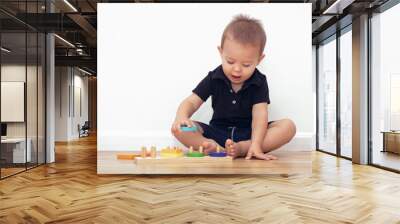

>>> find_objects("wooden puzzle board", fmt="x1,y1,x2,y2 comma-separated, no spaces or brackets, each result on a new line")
135,155,233,166
98,150,312,175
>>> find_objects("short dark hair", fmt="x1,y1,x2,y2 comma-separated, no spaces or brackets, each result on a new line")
221,14,267,55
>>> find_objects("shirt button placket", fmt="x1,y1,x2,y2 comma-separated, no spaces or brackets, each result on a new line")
230,89,237,105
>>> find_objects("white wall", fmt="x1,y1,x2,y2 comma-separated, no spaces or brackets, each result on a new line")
98,3,313,151
55,67,89,141
55,67,69,141
72,72,89,138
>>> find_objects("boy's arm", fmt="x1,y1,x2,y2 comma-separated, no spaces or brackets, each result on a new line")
246,102,271,160
176,93,204,119
172,93,204,132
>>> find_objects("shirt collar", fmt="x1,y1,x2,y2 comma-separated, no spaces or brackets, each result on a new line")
212,65,263,89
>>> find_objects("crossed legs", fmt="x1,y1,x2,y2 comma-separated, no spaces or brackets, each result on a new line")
172,119,296,159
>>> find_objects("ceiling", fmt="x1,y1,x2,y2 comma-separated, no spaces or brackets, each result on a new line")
0,0,392,75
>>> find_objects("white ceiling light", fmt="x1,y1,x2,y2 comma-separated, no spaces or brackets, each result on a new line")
78,67,93,76
54,34,75,48
323,0,355,15
63,0,78,12
1,47,11,53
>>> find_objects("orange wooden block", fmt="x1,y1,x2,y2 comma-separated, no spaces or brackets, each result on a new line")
117,154,140,160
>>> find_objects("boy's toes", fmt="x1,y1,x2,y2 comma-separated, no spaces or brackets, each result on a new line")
204,147,213,155
227,148,236,157
225,139,234,149
225,139,241,158
266,154,278,160
202,141,210,149
202,141,217,154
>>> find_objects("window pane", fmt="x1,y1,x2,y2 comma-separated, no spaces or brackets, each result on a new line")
1,31,27,178
371,3,400,171
340,29,352,158
38,32,45,165
318,37,337,154
27,31,38,169
25,0,40,170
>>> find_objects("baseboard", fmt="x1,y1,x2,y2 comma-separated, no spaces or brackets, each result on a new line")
279,132,315,151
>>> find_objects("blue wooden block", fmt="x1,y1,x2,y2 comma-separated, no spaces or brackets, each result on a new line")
208,152,227,157
180,125,197,132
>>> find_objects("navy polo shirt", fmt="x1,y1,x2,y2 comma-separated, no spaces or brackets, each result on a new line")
193,65,270,128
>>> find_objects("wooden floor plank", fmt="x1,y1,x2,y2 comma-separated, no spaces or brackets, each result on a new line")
0,134,400,223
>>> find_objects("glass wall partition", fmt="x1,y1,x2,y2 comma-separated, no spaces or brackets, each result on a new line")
0,31,28,177
370,2,400,171
0,1,46,179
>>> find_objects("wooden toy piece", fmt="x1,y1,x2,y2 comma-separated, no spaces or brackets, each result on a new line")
208,145,228,157
199,146,204,154
186,151,205,157
160,146,184,158
150,146,157,158
141,146,147,158
187,146,205,157
180,124,198,132
189,146,193,153
208,151,227,157
117,153,140,160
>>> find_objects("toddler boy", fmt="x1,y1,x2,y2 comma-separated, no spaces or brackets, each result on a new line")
171,14,296,160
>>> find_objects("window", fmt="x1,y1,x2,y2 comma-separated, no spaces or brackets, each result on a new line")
340,28,352,158
371,2,400,171
318,36,337,154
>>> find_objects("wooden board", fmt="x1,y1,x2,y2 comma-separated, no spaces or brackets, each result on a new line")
135,155,233,166
98,150,312,175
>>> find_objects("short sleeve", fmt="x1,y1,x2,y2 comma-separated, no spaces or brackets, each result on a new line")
192,73,212,101
252,78,270,105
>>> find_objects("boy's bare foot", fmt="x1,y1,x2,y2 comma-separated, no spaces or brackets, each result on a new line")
202,140,218,155
225,139,245,158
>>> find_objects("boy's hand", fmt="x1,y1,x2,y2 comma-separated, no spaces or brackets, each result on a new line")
171,118,196,133
245,144,278,160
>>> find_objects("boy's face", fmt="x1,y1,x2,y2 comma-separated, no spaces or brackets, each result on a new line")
218,36,265,86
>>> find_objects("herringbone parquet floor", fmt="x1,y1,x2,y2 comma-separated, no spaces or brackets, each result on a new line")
1,135,400,224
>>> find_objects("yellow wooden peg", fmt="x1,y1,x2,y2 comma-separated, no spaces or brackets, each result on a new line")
141,146,147,158
150,146,156,158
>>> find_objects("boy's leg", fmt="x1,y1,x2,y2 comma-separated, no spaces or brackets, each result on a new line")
226,118,296,158
172,121,222,153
